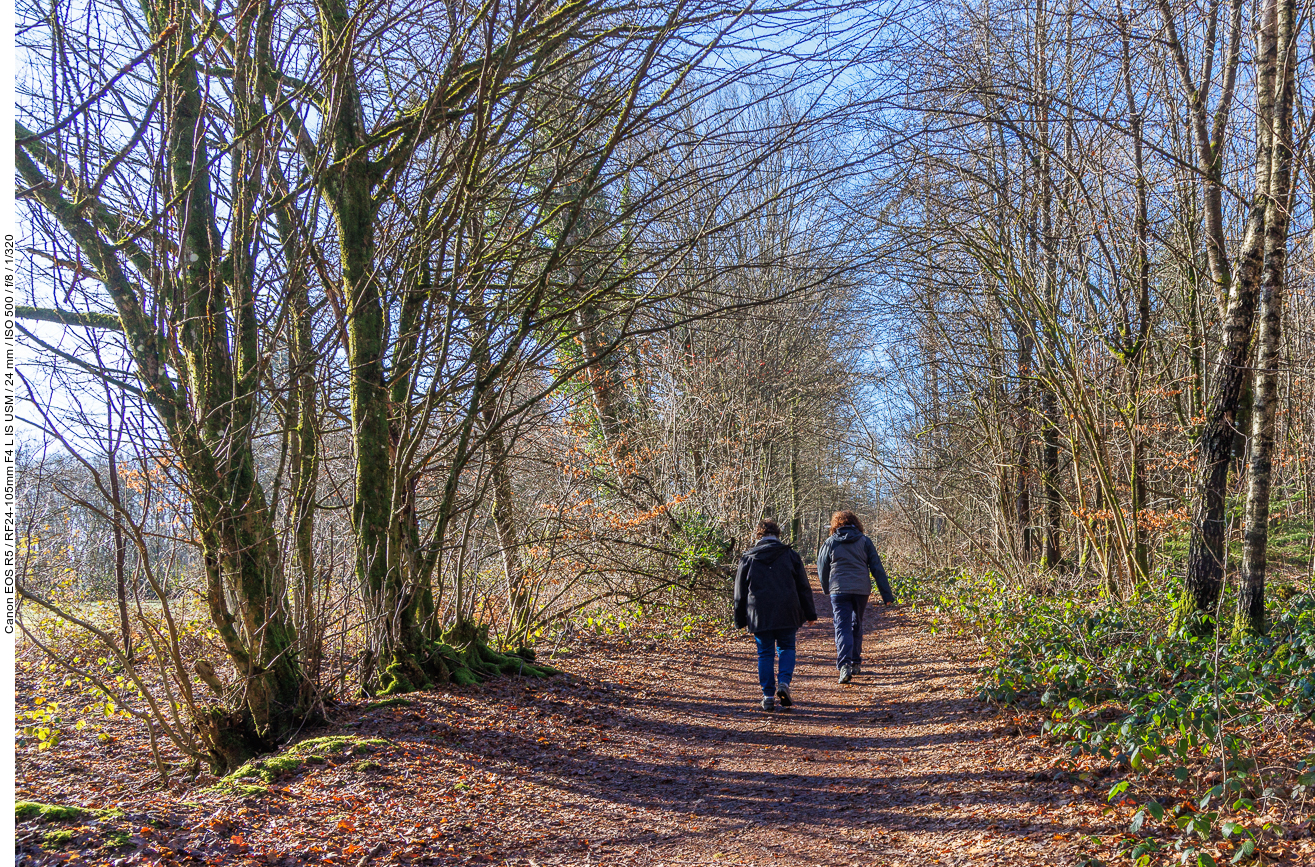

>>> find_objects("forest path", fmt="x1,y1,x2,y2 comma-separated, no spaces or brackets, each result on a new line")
511,593,1119,866
16,586,1127,866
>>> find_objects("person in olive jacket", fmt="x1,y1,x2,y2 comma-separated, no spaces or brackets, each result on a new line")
733,519,818,711
817,510,895,684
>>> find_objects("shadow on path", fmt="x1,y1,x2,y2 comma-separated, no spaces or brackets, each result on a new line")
385,587,1117,865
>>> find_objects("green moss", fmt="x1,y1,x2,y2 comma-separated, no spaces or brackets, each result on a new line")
42,829,76,849
16,802,88,823
451,666,481,686
104,830,132,849
352,759,381,772
254,753,305,778
371,630,557,695
379,653,431,695
214,735,389,790
363,697,413,711
1274,583,1304,602
437,629,559,682
291,735,386,755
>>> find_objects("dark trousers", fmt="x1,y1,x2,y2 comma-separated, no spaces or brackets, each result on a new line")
831,593,869,669
753,628,797,696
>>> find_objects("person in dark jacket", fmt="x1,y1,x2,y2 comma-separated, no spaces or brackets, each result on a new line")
817,510,894,683
733,519,818,711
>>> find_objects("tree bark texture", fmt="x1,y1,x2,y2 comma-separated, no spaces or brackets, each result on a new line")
17,1,309,769
1238,0,1297,636
1164,0,1274,621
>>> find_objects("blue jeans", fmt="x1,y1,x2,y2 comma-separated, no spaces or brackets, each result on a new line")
753,628,797,696
831,593,869,669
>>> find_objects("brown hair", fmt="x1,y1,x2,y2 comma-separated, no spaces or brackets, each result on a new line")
829,510,864,535
755,519,783,539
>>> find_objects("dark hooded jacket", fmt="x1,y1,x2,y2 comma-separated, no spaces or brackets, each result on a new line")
733,538,817,634
817,526,895,603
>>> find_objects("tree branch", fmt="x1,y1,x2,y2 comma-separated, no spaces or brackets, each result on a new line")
16,305,123,331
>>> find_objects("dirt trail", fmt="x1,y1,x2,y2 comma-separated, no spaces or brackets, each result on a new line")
17,587,1127,866
505,594,1116,866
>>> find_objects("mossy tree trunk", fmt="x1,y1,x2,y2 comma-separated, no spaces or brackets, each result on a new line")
309,0,586,692
16,0,310,770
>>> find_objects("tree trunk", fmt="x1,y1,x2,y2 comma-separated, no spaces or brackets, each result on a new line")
1014,322,1035,560
107,435,132,661
789,403,802,545
472,307,530,644
1238,0,1297,637
289,279,321,695
484,410,530,644
311,0,434,688
1035,0,1063,572
1120,16,1152,584
17,1,309,769
1165,0,1273,622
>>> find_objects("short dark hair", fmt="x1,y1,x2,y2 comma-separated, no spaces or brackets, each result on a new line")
755,519,782,539
829,510,864,534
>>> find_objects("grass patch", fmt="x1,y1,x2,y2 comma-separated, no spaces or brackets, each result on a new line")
214,735,390,790
352,759,382,772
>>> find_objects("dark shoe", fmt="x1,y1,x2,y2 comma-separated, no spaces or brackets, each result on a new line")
851,664,862,676
760,695,776,711
775,682,793,707
838,665,852,684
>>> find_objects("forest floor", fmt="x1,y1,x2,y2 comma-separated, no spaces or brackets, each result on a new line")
16,586,1314,866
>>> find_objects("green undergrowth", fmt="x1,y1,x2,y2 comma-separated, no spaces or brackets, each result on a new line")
1160,502,1312,573
918,571,1315,866
575,602,735,644
215,735,389,794
563,579,742,648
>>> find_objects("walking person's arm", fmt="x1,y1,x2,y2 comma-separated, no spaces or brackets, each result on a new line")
865,537,895,604
817,540,833,595
792,552,817,621
733,557,750,629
